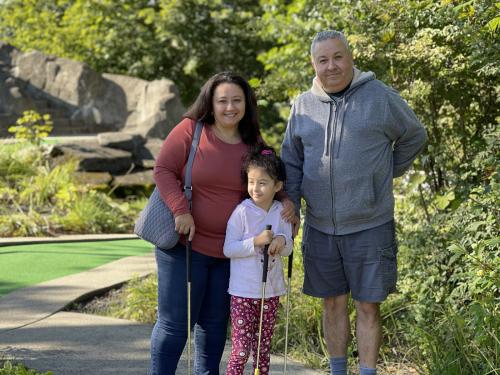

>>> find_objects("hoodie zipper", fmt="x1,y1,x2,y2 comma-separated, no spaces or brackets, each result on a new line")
324,103,334,156
329,100,337,233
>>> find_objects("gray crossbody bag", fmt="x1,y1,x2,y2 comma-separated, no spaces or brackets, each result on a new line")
134,121,203,249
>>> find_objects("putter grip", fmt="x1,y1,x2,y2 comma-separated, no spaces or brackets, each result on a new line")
287,250,293,278
262,225,272,282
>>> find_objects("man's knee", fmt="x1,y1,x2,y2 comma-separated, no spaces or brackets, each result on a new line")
324,294,349,315
354,301,380,321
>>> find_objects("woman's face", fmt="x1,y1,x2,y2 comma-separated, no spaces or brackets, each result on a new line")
212,83,246,130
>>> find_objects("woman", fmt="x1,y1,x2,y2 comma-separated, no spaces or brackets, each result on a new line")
150,72,294,374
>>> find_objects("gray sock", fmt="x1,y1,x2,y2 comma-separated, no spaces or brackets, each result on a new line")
330,357,347,375
360,365,377,375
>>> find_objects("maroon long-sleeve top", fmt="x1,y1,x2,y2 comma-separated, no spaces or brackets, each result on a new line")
154,118,250,258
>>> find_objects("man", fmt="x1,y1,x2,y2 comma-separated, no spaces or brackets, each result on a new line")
281,30,427,375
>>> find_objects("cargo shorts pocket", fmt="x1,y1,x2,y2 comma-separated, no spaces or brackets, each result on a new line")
379,244,398,290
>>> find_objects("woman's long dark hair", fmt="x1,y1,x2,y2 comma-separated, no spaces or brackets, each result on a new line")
184,71,261,145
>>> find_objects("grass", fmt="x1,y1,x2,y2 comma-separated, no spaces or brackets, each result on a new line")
0,239,154,297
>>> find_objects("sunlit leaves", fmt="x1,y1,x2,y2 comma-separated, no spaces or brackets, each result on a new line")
8,110,53,146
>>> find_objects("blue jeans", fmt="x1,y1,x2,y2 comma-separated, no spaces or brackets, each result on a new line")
150,243,231,375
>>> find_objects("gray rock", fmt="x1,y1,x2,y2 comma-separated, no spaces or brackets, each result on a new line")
133,138,163,168
112,170,154,187
73,172,113,187
97,132,143,152
52,142,133,174
0,43,185,138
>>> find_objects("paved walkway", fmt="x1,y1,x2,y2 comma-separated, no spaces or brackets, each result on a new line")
0,235,323,374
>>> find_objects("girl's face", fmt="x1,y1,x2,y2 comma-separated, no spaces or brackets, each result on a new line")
212,83,246,130
247,166,283,211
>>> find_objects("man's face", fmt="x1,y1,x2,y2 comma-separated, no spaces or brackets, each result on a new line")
311,38,354,94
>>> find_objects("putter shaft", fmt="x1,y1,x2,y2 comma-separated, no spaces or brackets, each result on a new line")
254,225,272,375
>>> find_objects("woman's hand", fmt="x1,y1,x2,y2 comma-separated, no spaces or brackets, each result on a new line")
175,213,195,241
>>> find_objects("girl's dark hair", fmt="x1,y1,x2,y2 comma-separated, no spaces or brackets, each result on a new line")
242,144,286,185
184,71,261,145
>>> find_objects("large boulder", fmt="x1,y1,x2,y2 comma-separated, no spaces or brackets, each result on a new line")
0,42,184,138
50,141,133,174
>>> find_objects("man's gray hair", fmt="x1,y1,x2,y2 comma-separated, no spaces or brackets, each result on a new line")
310,30,350,56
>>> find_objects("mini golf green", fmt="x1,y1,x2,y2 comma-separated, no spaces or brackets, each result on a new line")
0,239,154,298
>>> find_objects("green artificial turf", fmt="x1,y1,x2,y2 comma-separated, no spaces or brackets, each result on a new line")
0,239,154,298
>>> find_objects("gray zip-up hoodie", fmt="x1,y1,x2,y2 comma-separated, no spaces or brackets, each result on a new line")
281,68,427,235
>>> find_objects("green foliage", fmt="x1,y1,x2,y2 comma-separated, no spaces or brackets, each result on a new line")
1,0,498,372
0,143,144,237
0,0,267,106
0,211,46,237
55,191,132,234
395,127,499,374
270,233,327,368
256,0,498,193
114,274,158,323
73,275,158,323
0,143,44,180
7,110,53,146
0,361,52,375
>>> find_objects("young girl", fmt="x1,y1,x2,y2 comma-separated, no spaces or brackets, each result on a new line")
223,145,293,375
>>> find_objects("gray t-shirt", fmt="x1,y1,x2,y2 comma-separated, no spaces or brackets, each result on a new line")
327,82,351,99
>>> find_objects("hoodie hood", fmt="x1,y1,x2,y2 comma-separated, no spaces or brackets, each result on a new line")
240,198,281,215
311,67,376,101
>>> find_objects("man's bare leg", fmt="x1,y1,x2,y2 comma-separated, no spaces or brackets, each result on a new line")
324,295,350,374
354,301,381,369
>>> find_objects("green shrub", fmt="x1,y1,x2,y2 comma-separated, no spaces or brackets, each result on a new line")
0,143,44,181
394,130,499,374
55,191,134,234
115,274,158,323
270,233,328,369
8,110,53,146
0,141,145,237
0,361,52,375
0,211,47,237
18,161,78,208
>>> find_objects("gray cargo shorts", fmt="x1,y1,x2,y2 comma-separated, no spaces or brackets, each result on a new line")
301,220,398,302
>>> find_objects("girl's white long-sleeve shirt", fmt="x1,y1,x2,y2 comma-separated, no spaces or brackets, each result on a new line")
223,199,293,298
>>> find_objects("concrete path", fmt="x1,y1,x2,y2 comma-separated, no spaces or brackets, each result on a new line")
0,236,323,374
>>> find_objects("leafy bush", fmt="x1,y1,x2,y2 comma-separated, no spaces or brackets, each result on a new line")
0,361,52,375
269,234,327,369
0,141,144,237
394,129,499,374
0,143,45,181
54,191,133,234
114,274,158,323
8,110,53,146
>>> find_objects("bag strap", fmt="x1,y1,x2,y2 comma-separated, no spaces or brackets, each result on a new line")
183,120,203,209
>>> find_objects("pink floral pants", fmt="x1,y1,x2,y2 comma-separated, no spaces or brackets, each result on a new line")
226,295,280,375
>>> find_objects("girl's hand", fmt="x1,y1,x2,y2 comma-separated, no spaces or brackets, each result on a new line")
175,213,195,241
268,235,286,256
254,229,273,248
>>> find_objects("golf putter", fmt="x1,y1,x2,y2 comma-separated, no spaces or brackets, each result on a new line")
254,224,272,375
283,246,294,375
186,238,192,375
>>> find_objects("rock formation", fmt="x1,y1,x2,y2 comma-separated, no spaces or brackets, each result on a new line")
0,42,185,139
0,42,187,188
